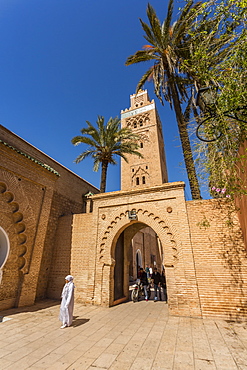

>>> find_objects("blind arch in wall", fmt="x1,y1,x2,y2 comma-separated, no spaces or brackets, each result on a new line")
0,227,10,282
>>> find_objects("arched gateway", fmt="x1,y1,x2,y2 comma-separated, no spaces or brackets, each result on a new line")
69,89,247,320
101,209,178,305
71,182,202,318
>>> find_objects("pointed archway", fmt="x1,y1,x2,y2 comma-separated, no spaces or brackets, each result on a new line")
93,204,201,317
113,224,164,305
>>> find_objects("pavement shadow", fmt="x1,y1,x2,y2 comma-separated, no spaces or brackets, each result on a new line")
0,299,60,317
72,316,90,327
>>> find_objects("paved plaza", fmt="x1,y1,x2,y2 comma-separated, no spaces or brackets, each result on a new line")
1,299,247,369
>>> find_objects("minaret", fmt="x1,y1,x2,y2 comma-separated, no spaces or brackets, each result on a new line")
121,90,168,191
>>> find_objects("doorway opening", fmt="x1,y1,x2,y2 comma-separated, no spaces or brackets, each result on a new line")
113,223,167,305
135,249,142,278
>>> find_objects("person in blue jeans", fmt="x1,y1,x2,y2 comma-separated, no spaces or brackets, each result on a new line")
151,267,162,301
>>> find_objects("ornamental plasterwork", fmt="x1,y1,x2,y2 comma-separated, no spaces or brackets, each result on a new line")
133,94,144,105
98,209,178,265
131,166,149,179
0,181,27,272
125,112,150,129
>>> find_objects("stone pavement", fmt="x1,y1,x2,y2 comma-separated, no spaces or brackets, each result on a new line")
1,299,247,370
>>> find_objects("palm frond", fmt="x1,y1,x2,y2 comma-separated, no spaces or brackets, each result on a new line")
135,67,155,95
74,149,96,164
126,50,156,66
93,158,100,172
162,0,174,47
72,115,143,191
71,135,99,148
146,4,163,48
139,19,157,46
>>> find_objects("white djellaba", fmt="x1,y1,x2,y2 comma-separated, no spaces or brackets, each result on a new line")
59,275,75,328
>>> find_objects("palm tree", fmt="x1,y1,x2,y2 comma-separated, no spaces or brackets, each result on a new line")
125,0,203,199
71,116,143,192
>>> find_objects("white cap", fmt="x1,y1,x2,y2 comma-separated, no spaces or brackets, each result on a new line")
65,275,73,281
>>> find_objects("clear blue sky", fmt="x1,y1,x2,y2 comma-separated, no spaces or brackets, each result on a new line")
0,0,209,199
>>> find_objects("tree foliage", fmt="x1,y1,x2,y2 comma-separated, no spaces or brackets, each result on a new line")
126,0,204,199
71,116,143,192
187,1,247,197
126,0,247,199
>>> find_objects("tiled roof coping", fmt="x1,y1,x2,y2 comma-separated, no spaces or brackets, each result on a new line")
84,191,95,198
92,182,185,200
0,139,60,176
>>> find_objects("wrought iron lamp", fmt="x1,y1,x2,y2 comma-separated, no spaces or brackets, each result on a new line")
196,87,247,142
196,86,218,111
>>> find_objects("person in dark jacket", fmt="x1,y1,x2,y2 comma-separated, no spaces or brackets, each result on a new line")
161,270,167,302
139,267,149,301
151,267,162,301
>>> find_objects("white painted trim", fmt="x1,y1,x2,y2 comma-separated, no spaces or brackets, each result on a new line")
121,103,155,119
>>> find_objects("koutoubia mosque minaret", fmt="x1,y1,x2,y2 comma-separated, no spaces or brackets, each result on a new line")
121,89,168,190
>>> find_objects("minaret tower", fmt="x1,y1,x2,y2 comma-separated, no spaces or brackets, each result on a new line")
121,90,168,191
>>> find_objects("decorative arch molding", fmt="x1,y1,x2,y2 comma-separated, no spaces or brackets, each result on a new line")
98,208,179,266
0,181,27,272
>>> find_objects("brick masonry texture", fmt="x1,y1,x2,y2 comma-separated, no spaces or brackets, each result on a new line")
186,199,247,319
121,90,168,190
69,184,247,320
0,125,99,310
1,124,247,319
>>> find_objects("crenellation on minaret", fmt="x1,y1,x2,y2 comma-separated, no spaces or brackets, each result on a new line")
121,90,168,191
121,90,154,114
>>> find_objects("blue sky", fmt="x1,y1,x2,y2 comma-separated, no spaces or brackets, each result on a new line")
0,0,208,199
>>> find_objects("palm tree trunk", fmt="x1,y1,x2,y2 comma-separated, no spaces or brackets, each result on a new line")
170,79,202,200
100,160,108,193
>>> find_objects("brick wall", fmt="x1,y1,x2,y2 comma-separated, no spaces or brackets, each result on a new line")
235,141,247,249
187,198,247,319
70,187,247,319
36,192,84,300
0,125,99,310
46,214,73,299
70,213,98,305
71,183,202,317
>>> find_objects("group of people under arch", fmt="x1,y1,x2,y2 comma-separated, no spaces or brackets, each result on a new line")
137,265,167,302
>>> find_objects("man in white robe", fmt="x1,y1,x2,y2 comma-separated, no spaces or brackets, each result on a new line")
59,275,75,328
